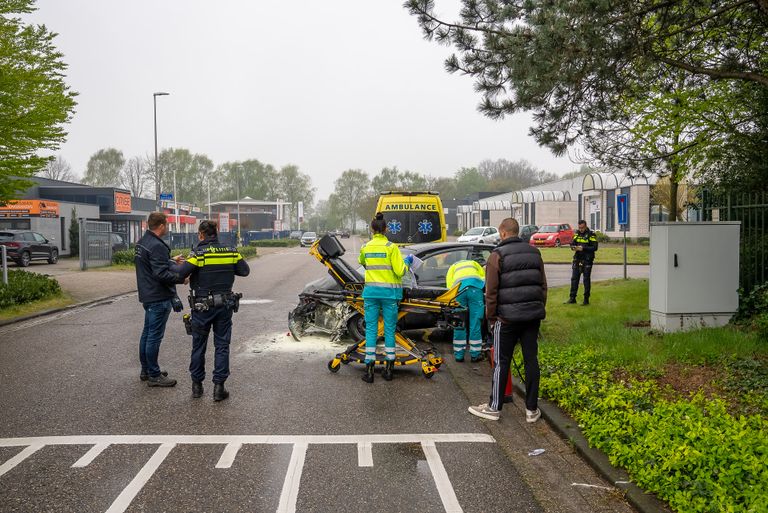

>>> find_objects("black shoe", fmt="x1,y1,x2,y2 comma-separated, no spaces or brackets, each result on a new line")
192,381,203,398
213,383,229,402
147,374,177,387
140,370,167,381
564,298,577,304
582,299,590,306
383,361,394,381
470,354,484,363
361,362,375,383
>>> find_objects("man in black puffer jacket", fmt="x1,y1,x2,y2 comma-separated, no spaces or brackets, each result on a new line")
135,212,186,387
468,218,548,423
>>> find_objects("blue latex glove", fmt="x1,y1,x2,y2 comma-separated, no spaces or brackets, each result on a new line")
403,254,414,267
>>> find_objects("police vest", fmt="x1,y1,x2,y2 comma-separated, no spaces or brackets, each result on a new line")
571,230,598,261
446,260,485,289
358,234,407,289
186,243,243,295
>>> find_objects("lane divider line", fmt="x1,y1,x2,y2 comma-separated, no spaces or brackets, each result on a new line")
276,442,307,513
215,442,242,469
104,443,175,513
72,443,110,468
357,442,373,467
0,443,43,478
422,441,463,513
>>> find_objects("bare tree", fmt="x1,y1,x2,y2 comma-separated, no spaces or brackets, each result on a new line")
37,155,76,182
120,156,151,198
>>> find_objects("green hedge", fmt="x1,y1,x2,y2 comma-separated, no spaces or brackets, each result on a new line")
112,246,259,266
0,270,62,309
540,345,768,512
248,239,300,247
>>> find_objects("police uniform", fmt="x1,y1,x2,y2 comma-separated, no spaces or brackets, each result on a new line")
446,260,485,362
176,237,250,397
569,228,597,304
358,233,407,381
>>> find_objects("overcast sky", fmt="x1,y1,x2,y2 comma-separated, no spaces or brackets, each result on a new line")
27,0,578,201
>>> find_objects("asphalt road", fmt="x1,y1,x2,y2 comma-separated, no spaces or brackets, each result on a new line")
0,239,635,513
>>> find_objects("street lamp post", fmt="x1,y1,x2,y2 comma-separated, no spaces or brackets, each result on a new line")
236,165,242,246
153,92,169,212
207,174,211,219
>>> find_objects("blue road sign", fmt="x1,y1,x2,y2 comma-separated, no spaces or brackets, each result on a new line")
617,194,628,225
160,193,173,201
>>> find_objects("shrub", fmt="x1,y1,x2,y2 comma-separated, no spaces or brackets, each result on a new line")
539,344,768,513
453,229,464,236
636,237,651,246
112,249,135,266
594,231,612,243
0,270,62,309
248,239,300,248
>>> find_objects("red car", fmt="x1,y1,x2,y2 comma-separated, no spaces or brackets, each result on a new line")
529,223,574,248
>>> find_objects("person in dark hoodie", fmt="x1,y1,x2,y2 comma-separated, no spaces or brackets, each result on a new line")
135,212,186,387
468,217,547,423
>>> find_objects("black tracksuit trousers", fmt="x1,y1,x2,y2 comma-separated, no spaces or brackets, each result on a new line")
489,320,541,411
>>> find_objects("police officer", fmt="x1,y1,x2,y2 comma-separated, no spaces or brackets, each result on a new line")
446,259,485,362
358,212,409,383
174,220,250,401
567,220,598,305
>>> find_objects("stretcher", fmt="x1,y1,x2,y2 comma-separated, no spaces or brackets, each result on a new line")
307,235,467,379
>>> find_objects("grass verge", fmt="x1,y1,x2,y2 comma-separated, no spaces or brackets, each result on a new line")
538,244,649,264
0,294,74,321
536,280,767,512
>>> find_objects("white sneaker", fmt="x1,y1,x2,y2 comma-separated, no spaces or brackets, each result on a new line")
526,408,541,423
468,403,501,421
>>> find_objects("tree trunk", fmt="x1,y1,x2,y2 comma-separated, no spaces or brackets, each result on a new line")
669,176,679,221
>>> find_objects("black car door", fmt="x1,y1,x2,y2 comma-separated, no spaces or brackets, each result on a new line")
32,232,51,259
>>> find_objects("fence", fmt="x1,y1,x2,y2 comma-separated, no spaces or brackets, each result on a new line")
702,190,768,293
78,220,113,270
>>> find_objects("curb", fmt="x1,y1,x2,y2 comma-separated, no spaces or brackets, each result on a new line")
511,380,670,513
0,290,136,328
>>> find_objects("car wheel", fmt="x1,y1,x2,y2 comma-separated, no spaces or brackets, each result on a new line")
48,249,58,264
555,239,561,247
347,313,366,342
19,251,31,267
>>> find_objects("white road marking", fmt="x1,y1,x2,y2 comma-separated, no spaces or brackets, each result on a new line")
357,442,373,467
422,441,463,513
571,482,615,491
105,443,175,513
215,442,242,469
276,443,307,513
0,433,495,513
239,299,273,305
72,443,110,468
0,443,43,478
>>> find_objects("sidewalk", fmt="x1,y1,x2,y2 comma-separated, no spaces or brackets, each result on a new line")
439,343,640,513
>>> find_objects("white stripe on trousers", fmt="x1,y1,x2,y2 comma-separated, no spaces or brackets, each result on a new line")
491,321,502,410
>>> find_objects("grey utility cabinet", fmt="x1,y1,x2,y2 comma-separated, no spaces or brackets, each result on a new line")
649,222,741,332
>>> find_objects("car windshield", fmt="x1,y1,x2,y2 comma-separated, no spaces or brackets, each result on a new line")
0,232,15,241
303,232,316,237
538,225,559,233
464,228,484,236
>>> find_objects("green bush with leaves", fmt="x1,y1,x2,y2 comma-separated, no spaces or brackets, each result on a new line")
248,239,300,248
112,246,258,266
539,345,768,512
0,270,62,309
594,231,611,243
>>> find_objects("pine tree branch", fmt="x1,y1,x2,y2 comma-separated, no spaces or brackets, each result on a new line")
656,55,768,87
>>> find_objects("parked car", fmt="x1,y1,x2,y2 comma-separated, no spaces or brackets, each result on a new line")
457,226,501,244
289,230,303,240
338,229,350,239
294,241,495,341
300,231,318,247
111,233,128,252
520,224,538,242
529,223,573,247
0,230,59,266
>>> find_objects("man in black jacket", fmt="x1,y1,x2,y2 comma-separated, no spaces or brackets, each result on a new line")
567,220,598,305
135,212,185,387
468,218,547,423
173,221,250,401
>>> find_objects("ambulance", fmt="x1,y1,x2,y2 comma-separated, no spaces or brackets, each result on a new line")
375,191,446,245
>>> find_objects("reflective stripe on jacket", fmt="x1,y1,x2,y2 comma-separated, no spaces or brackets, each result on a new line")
446,260,485,291
174,237,250,296
570,229,598,261
358,233,406,299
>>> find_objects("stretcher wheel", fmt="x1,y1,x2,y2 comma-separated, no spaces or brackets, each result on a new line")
328,359,341,373
423,370,435,379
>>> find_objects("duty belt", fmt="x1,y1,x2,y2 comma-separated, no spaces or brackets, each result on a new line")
188,292,243,313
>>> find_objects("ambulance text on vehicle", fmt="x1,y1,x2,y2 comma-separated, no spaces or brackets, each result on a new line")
375,191,446,245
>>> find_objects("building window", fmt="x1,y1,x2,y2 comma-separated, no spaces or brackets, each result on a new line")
530,203,536,225
606,190,615,232
620,187,631,231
